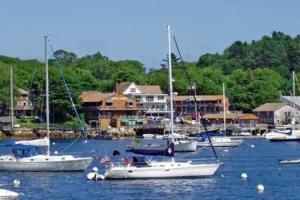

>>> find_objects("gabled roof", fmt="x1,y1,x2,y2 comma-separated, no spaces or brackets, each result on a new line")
117,82,132,93
137,85,162,94
253,103,287,112
80,92,115,103
117,82,163,94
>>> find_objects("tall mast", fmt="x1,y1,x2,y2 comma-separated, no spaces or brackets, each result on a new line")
45,35,50,156
292,71,296,127
193,83,197,119
167,25,174,142
10,67,14,136
223,83,226,133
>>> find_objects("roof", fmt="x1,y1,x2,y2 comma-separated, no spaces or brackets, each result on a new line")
137,85,162,94
173,95,225,101
238,114,259,120
18,88,29,95
253,103,287,112
203,113,237,120
203,113,258,120
80,92,115,103
116,82,132,93
116,82,163,94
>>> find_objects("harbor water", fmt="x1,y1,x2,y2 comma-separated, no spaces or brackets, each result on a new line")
1,138,300,199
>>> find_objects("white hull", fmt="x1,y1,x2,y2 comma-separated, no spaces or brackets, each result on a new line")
174,141,197,152
0,155,93,171
197,137,242,147
264,129,300,141
279,159,300,164
0,189,19,200
104,161,219,179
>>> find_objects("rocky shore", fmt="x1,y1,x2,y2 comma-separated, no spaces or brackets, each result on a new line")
0,127,136,140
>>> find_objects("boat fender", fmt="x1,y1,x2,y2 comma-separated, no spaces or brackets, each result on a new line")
241,173,247,180
13,179,21,187
257,184,264,192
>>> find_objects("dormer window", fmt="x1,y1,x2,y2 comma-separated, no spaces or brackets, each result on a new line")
130,88,136,93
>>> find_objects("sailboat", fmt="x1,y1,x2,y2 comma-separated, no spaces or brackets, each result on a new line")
103,25,219,179
197,83,242,147
266,71,300,142
0,36,93,171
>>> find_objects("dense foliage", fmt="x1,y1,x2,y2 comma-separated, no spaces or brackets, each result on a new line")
0,31,299,122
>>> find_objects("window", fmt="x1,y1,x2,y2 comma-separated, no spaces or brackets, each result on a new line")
135,96,141,102
158,96,164,100
130,88,136,93
146,96,154,102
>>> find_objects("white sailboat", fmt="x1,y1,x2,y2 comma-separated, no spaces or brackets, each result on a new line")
197,83,242,147
266,71,300,141
103,25,219,179
0,36,93,171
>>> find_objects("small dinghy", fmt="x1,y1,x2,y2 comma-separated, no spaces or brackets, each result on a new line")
279,159,300,164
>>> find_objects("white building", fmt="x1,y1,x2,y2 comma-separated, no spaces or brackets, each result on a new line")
115,82,168,116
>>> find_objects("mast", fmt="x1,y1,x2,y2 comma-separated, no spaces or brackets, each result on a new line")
10,67,14,136
223,83,226,133
45,35,50,156
167,25,174,143
292,71,296,127
193,83,197,119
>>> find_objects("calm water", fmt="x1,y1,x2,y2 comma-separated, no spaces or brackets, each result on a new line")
1,138,300,200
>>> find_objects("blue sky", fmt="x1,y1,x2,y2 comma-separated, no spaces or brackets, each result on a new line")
1,0,300,69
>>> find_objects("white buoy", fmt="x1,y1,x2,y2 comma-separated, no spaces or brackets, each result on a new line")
241,173,248,179
221,174,225,178
84,140,88,144
54,151,58,155
52,142,56,145
224,149,229,153
86,172,104,180
12,179,20,187
257,184,264,192
251,144,255,148
92,167,98,172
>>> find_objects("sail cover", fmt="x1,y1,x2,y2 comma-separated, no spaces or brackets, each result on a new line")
15,137,49,147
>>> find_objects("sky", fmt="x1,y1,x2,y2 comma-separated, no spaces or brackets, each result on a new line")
1,0,300,69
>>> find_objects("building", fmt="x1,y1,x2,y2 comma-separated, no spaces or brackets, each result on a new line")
0,116,14,133
173,95,230,117
13,89,35,117
115,82,169,116
80,91,144,128
252,103,299,125
203,113,258,125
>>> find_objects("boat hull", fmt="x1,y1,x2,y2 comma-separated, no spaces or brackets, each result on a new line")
0,155,93,171
104,163,219,179
174,141,197,152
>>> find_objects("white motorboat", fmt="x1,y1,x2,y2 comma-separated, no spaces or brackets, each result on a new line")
0,189,19,200
279,159,300,164
102,25,219,179
197,137,243,147
0,37,93,172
